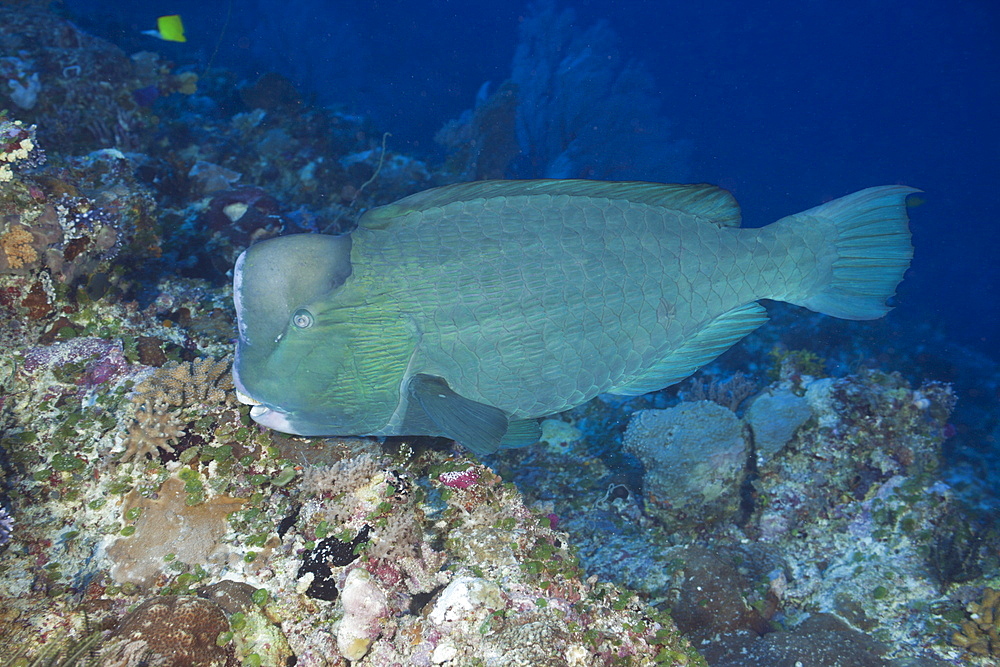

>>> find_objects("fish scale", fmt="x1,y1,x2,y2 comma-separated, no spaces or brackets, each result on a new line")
370,197,733,413
233,179,916,454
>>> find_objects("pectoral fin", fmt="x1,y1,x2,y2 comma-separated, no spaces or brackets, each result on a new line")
408,374,539,455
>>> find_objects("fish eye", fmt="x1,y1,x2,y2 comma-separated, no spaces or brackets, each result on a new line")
291,308,314,329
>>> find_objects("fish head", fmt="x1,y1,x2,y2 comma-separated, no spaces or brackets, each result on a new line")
233,233,364,435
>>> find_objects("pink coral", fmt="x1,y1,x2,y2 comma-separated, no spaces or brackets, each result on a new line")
439,467,479,490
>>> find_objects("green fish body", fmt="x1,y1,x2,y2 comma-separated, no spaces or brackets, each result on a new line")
233,180,916,454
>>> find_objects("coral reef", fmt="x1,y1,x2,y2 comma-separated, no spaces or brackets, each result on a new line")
507,2,690,181
435,82,520,181
0,8,194,153
0,116,43,183
0,332,702,665
336,568,389,660
437,2,690,182
0,3,994,666
491,363,977,665
753,371,954,542
0,144,160,334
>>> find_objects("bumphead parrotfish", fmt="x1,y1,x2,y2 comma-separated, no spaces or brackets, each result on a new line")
233,179,916,455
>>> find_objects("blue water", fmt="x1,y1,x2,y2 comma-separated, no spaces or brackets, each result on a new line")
67,0,999,355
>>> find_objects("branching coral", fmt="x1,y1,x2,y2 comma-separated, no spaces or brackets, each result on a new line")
120,357,232,461
0,225,37,269
683,371,759,412
952,587,1000,657
300,452,386,498
301,453,427,561
367,509,424,562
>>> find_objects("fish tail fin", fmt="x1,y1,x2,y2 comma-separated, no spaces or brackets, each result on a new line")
778,186,918,320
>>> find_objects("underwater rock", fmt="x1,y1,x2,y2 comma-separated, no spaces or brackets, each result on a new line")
337,567,389,661
663,544,774,654
710,613,890,667
745,387,813,464
239,72,304,113
188,160,242,195
296,526,370,602
0,503,12,551
203,186,284,245
428,575,504,625
435,81,520,181
508,3,690,181
199,579,258,615
624,400,747,531
539,418,583,451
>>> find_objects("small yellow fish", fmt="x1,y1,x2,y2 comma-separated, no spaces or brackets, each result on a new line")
142,15,186,43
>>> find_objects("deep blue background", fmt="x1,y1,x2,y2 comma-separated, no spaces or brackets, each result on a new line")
67,0,1000,358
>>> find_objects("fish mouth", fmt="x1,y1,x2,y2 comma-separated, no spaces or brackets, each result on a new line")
233,379,300,433
235,389,260,406
248,404,296,432
239,397,300,434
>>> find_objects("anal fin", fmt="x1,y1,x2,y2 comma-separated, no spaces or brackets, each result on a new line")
500,419,542,449
608,302,769,396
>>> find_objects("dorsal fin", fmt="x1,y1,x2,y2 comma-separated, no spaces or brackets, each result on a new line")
361,179,742,228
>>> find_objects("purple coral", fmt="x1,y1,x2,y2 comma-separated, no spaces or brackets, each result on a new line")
21,337,130,392
0,505,12,548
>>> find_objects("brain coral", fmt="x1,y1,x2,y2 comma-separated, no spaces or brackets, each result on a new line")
100,595,230,667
